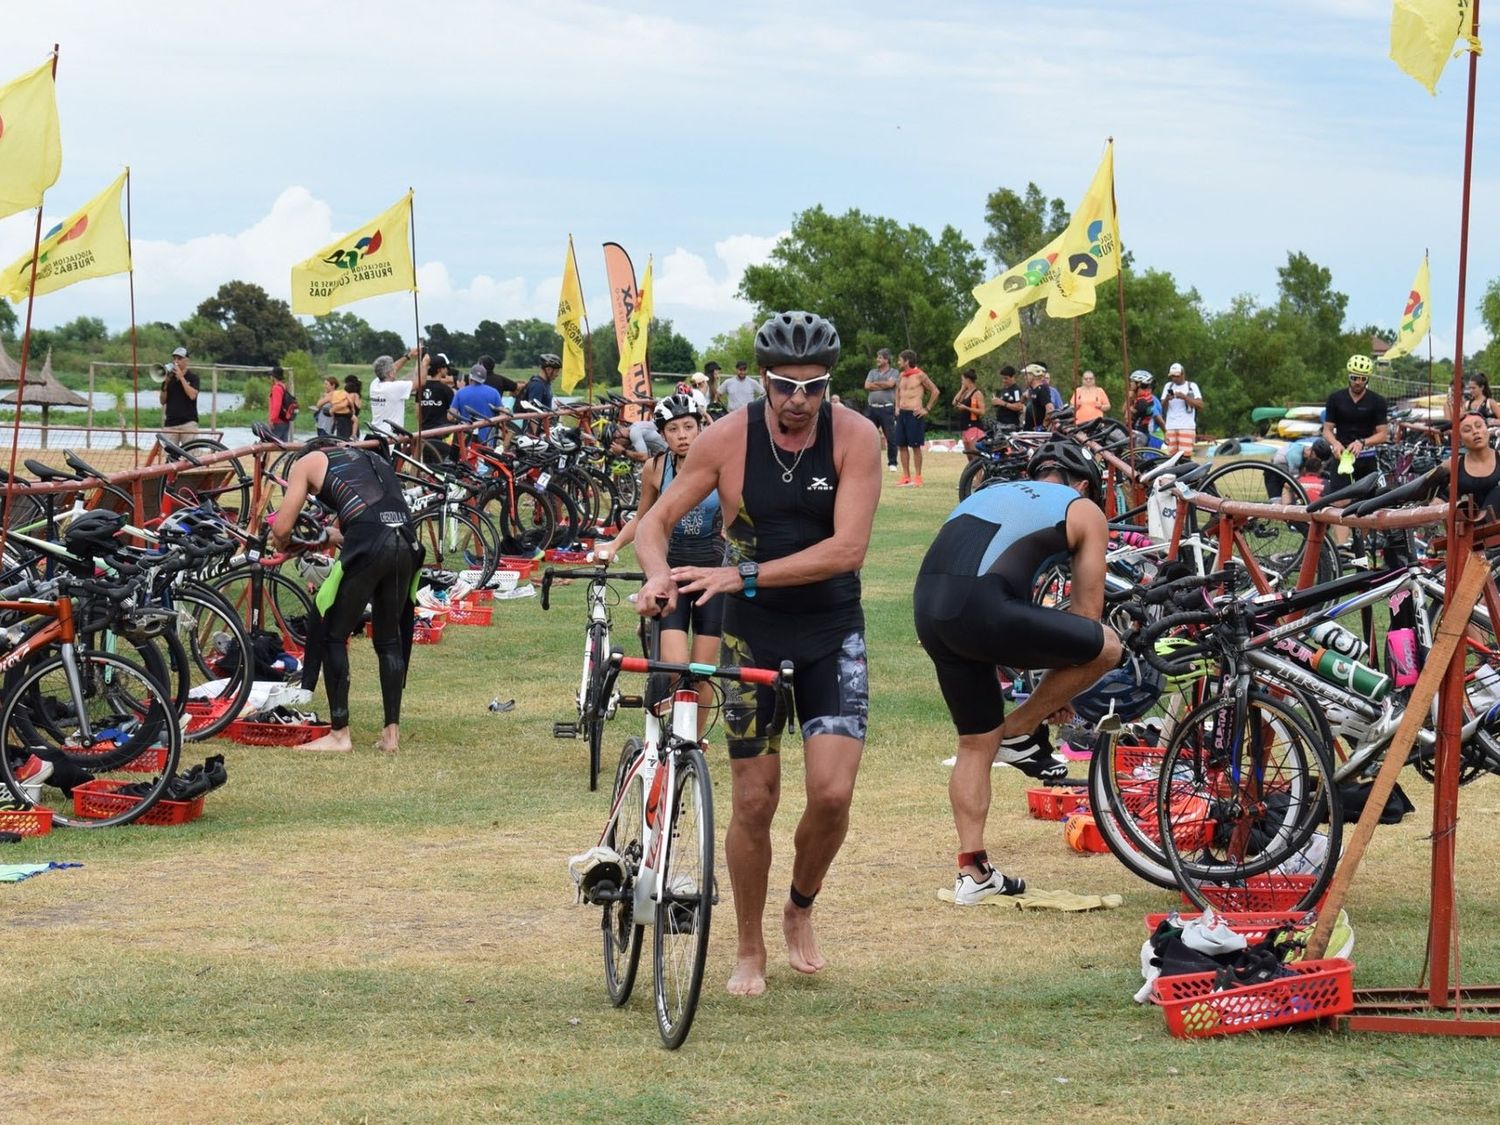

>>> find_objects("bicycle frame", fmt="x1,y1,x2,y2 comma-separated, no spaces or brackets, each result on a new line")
0,596,94,740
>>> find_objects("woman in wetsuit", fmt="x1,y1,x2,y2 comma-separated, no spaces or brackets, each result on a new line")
271,436,420,753
596,393,724,739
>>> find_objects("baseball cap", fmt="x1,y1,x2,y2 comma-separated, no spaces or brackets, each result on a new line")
1169,362,1185,375
735,360,749,371
1023,363,1046,377
429,352,451,372
171,346,189,358
690,372,709,385
468,363,487,383
704,361,721,374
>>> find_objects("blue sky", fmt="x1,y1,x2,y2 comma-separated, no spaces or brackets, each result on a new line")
1,0,1494,360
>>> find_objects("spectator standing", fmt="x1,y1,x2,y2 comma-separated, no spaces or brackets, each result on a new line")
478,354,518,400
158,346,200,436
451,363,503,444
1069,370,1110,424
721,359,765,412
688,372,712,414
1128,370,1164,448
1023,365,1053,430
267,365,296,442
1161,362,1204,455
317,377,353,438
1039,364,1063,415
952,369,986,458
992,365,1024,431
894,348,939,486
417,357,457,456
368,347,419,434
864,347,900,472
342,376,364,436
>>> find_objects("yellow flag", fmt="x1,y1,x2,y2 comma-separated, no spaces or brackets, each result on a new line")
290,191,415,315
1047,141,1121,320
1383,254,1431,360
0,172,130,303
555,236,588,394
0,59,63,220
619,256,652,377
953,302,1022,364
970,229,1068,314
1390,0,1479,94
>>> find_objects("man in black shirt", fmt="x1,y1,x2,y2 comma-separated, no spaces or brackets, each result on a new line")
416,358,456,457
478,354,518,398
1023,364,1052,430
159,345,200,435
991,365,1024,431
1321,355,1389,483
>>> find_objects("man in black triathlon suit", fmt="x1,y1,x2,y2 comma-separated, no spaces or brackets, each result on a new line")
634,310,881,998
913,440,1122,904
272,437,422,754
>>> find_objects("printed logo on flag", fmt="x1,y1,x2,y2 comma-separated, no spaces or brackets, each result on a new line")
1068,219,1116,279
323,230,384,270
1400,289,1424,333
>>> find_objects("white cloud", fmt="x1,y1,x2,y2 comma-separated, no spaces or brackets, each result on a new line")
656,232,785,315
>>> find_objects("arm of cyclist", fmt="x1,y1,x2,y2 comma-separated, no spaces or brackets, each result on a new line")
1065,496,1110,622
673,410,881,602
269,454,338,551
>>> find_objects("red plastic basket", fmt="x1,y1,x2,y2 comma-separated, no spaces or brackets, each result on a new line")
413,617,446,644
1155,958,1354,1038
63,742,171,774
1144,910,1310,944
223,719,331,746
185,698,234,734
544,547,592,565
446,603,493,626
1189,874,1326,913
72,779,205,826
0,806,53,836
498,556,539,580
458,588,494,606
1027,786,1090,821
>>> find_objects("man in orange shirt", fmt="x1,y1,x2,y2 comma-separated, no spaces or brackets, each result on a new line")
1070,369,1110,424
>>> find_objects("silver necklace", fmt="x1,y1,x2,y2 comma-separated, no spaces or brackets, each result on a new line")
767,414,815,483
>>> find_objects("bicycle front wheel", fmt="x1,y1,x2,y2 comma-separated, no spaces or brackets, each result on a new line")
654,742,714,1049
603,738,646,1006
583,622,609,791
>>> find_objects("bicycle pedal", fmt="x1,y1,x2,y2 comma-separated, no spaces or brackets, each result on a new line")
616,695,644,709
552,722,578,739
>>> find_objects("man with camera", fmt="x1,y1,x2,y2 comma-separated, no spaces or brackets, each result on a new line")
158,345,200,436
1161,362,1203,456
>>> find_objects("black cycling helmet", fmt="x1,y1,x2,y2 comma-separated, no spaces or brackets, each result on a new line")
754,311,841,370
654,393,700,431
539,353,562,370
1027,439,1102,503
63,509,127,556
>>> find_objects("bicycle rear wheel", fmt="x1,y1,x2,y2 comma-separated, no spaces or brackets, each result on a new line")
0,650,182,828
603,738,646,1006
1157,691,1340,912
654,741,714,1049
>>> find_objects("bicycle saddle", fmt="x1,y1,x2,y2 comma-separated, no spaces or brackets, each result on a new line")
23,459,75,482
64,450,107,479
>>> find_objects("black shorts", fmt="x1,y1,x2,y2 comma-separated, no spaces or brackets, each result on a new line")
718,618,868,760
896,410,926,448
659,587,725,637
914,574,1105,735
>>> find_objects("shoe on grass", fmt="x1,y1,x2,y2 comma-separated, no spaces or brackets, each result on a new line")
953,867,1026,905
994,731,1067,780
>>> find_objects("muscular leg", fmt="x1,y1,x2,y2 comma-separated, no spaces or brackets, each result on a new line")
367,540,413,753
689,632,721,739
784,731,863,974
911,443,925,480
999,628,1122,739
898,444,912,479
950,726,1003,877
725,754,780,996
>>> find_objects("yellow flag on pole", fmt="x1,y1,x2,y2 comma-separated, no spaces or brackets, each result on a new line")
1382,254,1431,360
290,191,415,315
619,256,652,377
1390,0,1479,94
0,59,63,220
1046,141,1121,320
555,235,588,394
970,230,1068,314
0,171,130,303
953,302,1022,364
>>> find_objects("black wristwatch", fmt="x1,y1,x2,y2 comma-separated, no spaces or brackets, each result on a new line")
737,560,758,599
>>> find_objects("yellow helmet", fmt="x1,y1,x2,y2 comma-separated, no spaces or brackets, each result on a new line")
1346,354,1374,376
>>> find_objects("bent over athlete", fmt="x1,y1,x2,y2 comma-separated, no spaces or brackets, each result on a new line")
633,310,881,997
914,440,1122,904
273,438,421,754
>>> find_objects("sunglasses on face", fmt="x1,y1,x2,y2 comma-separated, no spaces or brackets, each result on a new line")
1348,375,1369,383
765,371,831,398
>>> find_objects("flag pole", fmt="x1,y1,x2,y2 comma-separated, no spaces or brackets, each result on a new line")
407,189,424,463
1423,249,1434,406
1431,0,1482,1010
1109,135,1130,389
126,167,140,468
0,45,60,564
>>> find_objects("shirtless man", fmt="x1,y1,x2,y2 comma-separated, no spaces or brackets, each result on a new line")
894,348,939,486
633,310,881,997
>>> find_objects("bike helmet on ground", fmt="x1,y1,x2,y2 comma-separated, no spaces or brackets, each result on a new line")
1027,439,1103,503
539,353,562,369
1130,369,1154,385
753,311,841,370
654,393,701,431
1346,354,1374,376
62,510,127,557
1070,660,1163,726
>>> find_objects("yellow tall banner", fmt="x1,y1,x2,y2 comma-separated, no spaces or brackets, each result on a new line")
1046,141,1121,319
1383,254,1432,360
619,256,652,377
1390,0,1479,94
0,59,63,220
954,303,1021,364
290,191,415,316
555,235,588,394
0,171,131,303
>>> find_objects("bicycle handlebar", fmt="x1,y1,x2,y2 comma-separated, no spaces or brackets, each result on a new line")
540,565,650,610
614,653,793,687
1133,610,1220,675
1141,568,1237,607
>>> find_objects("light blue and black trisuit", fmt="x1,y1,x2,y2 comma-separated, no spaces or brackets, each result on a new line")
657,451,725,638
913,479,1105,735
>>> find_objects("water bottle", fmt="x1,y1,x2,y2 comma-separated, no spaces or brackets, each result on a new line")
1309,646,1390,702
1470,664,1500,711
1385,627,1418,689
1308,621,1367,661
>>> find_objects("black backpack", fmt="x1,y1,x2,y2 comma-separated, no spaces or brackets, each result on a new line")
279,388,300,422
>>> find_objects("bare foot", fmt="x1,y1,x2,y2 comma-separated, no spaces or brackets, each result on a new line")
726,952,767,997
297,730,353,752
375,724,399,754
783,900,826,974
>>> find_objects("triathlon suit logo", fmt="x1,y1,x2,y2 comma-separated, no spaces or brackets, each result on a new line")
323,230,383,271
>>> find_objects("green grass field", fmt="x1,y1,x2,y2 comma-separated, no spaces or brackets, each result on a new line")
4,455,1500,1122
